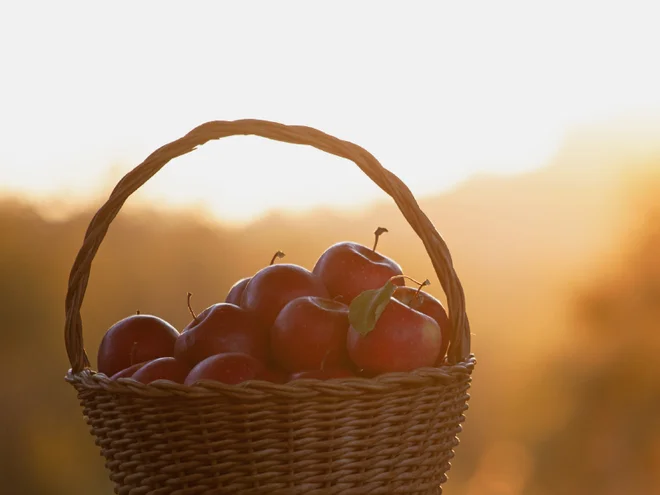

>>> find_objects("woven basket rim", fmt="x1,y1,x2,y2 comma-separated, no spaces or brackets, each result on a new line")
66,355,476,398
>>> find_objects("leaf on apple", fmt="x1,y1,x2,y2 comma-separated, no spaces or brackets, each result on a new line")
348,280,397,336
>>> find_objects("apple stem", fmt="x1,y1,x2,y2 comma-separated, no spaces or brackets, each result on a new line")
270,250,286,265
372,227,389,252
186,292,198,323
414,278,431,300
389,274,431,289
136,309,140,315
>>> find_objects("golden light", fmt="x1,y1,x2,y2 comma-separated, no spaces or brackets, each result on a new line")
0,1,658,223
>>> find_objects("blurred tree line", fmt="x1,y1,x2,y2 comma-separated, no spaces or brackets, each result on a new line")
0,159,658,494
525,179,660,495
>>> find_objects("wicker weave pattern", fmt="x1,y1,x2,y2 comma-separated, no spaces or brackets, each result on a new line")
70,364,473,494
64,120,476,494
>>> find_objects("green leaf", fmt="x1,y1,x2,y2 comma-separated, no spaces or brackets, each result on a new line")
348,280,397,336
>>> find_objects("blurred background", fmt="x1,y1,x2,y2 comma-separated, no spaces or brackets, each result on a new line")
1,1,659,494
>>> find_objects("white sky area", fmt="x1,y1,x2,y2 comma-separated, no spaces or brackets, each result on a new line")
1,1,659,223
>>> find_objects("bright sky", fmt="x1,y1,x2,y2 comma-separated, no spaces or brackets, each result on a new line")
1,1,659,223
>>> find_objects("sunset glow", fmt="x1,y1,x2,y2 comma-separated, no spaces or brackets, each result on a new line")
1,1,659,223
3,4,660,494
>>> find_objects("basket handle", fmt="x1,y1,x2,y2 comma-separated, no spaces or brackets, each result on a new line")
65,119,471,373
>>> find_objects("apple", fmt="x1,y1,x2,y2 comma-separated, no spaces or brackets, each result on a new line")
346,278,442,374
175,296,268,365
312,227,404,304
240,263,329,329
270,296,350,372
225,277,250,306
109,361,147,380
225,251,286,305
288,368,355,381
131,357,191,384
184,352,266,386
256,367,288,383
354,369,379,378
97,314,179,377
393,286,450,365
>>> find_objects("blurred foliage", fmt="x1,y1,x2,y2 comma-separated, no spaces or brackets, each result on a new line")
525,183,660,495
0,151,658,494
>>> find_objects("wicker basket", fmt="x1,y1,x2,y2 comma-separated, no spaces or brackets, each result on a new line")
64,119,476,495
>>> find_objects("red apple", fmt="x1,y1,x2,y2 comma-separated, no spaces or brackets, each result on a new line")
355,369,379,378
270,296,350,372
225,251,286,305
393,286,450,365
184,352,266,386
240,263,329,329
225,277,250,305
97,314,179,377
347,296,442,374
175,302,268,365
256,367,288,383
131,357,191,384
109,361,147,380
312,229,404,304
288,368,355,381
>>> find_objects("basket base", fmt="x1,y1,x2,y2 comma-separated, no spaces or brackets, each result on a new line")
68,359,475,495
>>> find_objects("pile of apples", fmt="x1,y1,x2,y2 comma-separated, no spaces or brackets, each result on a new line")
97,229,451,385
